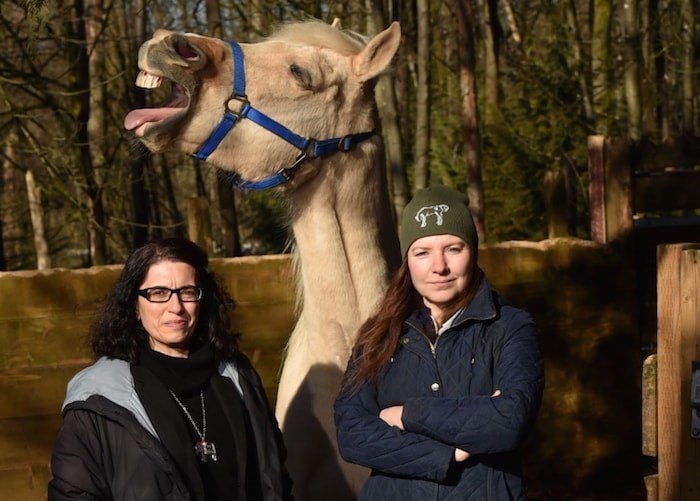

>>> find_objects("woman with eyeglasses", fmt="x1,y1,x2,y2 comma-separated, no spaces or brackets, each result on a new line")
49,238,293,500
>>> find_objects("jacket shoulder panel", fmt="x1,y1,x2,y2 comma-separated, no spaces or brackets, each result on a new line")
63,357,157,438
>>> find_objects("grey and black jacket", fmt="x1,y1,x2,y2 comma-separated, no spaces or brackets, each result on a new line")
49,352,292,500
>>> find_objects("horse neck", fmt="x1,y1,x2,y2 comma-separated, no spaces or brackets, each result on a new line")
287,146,398,347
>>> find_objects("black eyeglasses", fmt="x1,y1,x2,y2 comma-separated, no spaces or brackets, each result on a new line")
137,286,203,303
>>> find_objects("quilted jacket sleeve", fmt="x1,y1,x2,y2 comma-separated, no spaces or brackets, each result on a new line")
334,372,456,481
401,309,544,455
48,410,109,500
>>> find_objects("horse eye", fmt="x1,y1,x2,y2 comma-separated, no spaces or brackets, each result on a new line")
289,64,312,89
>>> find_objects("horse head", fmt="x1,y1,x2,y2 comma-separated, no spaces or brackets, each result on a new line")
124,21,401,192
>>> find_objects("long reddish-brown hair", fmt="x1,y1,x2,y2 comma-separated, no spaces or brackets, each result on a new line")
343,252,484,393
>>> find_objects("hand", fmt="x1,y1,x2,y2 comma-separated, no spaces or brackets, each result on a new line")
454,448,470,462
379,405,405,430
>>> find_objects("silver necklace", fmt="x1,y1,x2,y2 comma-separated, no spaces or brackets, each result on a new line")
169,390,218,463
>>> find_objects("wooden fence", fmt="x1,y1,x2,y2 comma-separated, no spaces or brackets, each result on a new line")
0,255,296,500
587,134,700,244
644,243,700,500
587,133,700,499
0,240,643,499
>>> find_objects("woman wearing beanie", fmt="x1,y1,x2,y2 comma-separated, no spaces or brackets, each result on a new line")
334,185,544,500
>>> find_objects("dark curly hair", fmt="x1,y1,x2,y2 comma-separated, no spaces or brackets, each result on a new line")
90,238,239,362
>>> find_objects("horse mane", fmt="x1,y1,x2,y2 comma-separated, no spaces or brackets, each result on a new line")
267,20,367,55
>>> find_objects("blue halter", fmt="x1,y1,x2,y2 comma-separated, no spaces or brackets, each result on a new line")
193,40,376,190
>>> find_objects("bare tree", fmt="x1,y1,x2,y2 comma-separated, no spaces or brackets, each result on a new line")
413,0,431,189
69,0,107,265
367,0,410,223
25,169,50,269
591,0,614,135
119,0,151,247
501,0,521,43
481,0,501,122
0,128,19,270
565,0,594,122
208,0,242,256
622,0,642,140
645,0,669,137
454,0,486,242
680,0,695,134
249,0,269,38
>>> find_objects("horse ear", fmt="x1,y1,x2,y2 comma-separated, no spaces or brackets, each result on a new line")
331,17,342,29
352,22,401,83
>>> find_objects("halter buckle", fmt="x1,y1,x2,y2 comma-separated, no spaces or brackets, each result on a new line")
281,152,308,181
304,139,318,158
337,135,353,152
226,95,250,118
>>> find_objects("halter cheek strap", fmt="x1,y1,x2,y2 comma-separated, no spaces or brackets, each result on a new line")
193,40,375,191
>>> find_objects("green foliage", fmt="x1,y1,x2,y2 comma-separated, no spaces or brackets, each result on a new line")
481,31,592,241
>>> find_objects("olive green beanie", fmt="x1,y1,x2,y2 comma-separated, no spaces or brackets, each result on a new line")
399,185,478,257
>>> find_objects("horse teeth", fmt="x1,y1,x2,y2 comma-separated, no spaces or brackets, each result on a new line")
135,71,162,89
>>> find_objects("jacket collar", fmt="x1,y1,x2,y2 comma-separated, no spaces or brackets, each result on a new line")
406,275,498,333
452,276,498,325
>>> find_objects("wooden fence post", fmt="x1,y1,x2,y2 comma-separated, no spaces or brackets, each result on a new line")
642,354,658,500
656,243,700,500
587,135,633,243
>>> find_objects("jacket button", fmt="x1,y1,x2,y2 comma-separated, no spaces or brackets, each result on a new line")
402,337,410,344
431,383,440,392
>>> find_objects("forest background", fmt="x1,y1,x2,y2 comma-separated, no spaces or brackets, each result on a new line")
0,0,697,270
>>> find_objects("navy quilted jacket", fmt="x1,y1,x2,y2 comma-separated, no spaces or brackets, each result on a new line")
334,278,544,500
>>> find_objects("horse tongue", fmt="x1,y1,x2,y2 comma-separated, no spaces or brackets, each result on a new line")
124,108,180,131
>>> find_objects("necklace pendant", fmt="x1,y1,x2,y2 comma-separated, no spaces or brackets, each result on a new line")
195,440,218,463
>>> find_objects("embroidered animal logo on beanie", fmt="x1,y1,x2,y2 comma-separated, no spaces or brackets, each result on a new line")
399,185,478,257
415,204,450,227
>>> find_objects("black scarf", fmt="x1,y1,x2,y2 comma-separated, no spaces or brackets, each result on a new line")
135,342,244,501
137,340,216,397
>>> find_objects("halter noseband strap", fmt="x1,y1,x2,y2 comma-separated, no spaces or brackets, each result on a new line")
192,40,375,191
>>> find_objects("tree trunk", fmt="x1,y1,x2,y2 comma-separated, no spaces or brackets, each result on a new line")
158,156,185,239
208,0,242,256
501,0,521,44
25,170,51,269
680,0,695,134
0,130,19,271
649,0,668,138
481,0,500,121
455,0,486,242
591,0,614,135
414,0,431,189
249,0,270,38
126,0,150,247
367,0,410,224
622,0,642,140
75,0,107,265
187,197,213,253
565,0,594,122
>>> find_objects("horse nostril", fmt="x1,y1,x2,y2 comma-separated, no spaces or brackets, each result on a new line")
173,38,199,61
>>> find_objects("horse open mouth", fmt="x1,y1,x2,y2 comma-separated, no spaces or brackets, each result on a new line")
123,70,190,133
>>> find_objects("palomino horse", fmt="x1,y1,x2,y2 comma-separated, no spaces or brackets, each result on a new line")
124,20,401,500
